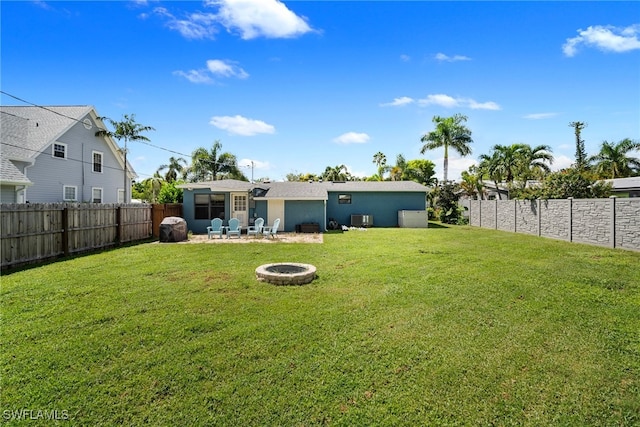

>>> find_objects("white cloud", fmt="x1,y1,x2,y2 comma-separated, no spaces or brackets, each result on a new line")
210,115,275,136
550,155,574,171
153,7,218,39
380,96,415,107
174,59,248,84
432,157,477,182
400,54,411,62
333,132,370,144
434,52,471,62
210,0,313,40
418,94,460,108
418,94,501,110
523,112,560,120
467,99,501,111
563,24,640,57
206,59,249,78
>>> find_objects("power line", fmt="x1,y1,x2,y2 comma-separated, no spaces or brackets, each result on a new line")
1,90,248,173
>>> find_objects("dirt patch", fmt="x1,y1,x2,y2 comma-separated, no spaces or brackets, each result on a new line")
169,233,323,244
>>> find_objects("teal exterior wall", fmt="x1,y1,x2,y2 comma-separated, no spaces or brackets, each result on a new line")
326,191,426,227
182,189,233,234
252,200,268,225
284,200,325,231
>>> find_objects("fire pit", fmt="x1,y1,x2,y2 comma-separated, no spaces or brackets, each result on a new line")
255,263,317,285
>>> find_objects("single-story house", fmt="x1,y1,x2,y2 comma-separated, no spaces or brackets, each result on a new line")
0,105,136,203
177,179,429,233
604,177,640,198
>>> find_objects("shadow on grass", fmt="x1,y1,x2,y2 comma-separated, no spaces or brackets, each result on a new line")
0,238,157,276
427,222,452,229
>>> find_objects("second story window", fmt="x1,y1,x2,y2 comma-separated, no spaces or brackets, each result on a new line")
93,151,103,173
53,143,67,159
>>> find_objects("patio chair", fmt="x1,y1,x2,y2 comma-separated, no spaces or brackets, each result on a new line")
246,217,264,238
207,218,223,239
226,218,242,239
262,218,280,239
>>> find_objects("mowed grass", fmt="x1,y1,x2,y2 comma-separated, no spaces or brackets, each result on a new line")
2,226,639,426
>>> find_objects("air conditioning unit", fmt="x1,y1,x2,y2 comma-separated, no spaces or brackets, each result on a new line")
351,214,373,227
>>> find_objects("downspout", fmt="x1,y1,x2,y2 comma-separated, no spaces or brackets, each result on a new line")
22,159,35,202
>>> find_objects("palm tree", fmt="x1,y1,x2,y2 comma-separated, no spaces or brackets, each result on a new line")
372,152,387,180
518,144,554,182
95,114,155,202
478,151,504,199
322,165,350,181
188,141,246,182
157,156,187,183
460,167,486,200
140,173,164,203
420,114,473,183
590,138,640,179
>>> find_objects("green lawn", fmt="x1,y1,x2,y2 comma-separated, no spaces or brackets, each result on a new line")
2,226,639,426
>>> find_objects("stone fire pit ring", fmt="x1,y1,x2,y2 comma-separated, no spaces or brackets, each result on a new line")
256,263,317,285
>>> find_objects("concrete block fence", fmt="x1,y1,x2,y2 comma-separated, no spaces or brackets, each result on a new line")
463,198,640,251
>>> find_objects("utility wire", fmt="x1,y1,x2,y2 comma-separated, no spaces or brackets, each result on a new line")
1,90,248,170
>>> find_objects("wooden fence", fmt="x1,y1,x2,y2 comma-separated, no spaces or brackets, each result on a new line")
1,203,158,269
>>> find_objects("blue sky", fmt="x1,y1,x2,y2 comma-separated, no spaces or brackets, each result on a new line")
2,1,639,182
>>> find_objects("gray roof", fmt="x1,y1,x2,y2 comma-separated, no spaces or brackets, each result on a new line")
1,105,136,184
604,177,640,191
0,157,32,185
1,105,94,160
179,179,429,200
256,181,328,200
320,180,429,193
177,179,254,192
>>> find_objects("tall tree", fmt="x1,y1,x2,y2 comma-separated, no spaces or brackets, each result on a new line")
420,114,473,183
518,144,554,181
372,152,387,180
589,138,640,178
188,141,246,182
95,114,155,202
403,159,437,186
157,156,187,183
322,165,350,181
569,121,588,170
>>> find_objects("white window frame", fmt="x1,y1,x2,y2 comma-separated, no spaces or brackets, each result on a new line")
92,187,103,203
63,185,77,201
92,151,103,173
52,142,67,159
117,189,125,203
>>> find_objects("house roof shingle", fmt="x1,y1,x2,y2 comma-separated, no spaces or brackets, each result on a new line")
179,179,429,200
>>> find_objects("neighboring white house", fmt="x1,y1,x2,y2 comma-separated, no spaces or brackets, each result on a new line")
0,105,136,203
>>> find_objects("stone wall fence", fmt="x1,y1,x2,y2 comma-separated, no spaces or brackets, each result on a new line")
462,197,640,251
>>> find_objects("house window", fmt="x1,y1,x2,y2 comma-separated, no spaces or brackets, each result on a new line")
53,143,67,159
195,193,225,220
63,185,77,201
338,194,352,204
234,195,247,212
92,187,103,203
117,189,125,203
93,151,103,173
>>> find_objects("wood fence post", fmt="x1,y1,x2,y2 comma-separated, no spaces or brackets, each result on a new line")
116,206,122,244
62,206,70,256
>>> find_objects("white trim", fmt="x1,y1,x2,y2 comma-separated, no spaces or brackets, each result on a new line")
92,150,104,173
117,189,125,203
63,185,77,201
52,142,68,159
91,187,103,203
